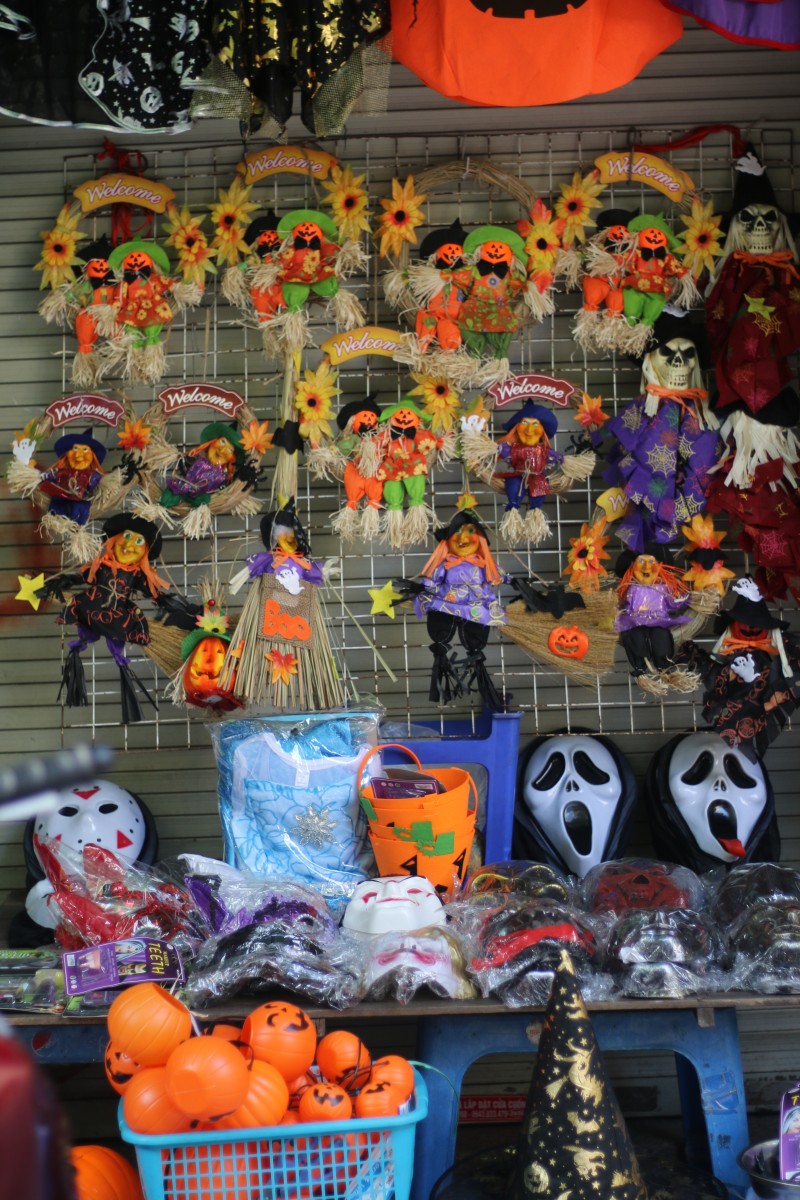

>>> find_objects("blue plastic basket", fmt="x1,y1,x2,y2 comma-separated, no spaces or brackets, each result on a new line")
118,1072,428,1200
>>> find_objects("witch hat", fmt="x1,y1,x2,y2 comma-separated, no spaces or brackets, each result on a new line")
508,951,647,1200
731,146,778,215
419,219,469,263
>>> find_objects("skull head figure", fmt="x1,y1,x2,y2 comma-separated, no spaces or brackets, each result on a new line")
667,732,768,864
643,337,701,391
736,204,782,255
515,734,635,877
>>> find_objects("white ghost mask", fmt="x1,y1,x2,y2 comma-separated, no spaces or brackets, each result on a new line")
668,732,768,863
342,875,445,936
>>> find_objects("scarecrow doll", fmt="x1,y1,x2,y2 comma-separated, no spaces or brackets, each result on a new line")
308,395,384,542
103,238,200,385
617,214,698,355
376,398,447,548
487,401,595,546
163,592,242,713
604,312,720,551
38,237,117,387
397,510,507,710
679,577,800,758
157,421,257,534
454,225,529,362
573,208,636,354
221,499,344,710
614,543,698,696
42,514,171,723
706,148,800,418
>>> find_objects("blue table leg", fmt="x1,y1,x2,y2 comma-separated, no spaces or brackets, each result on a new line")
413,1009,750,1200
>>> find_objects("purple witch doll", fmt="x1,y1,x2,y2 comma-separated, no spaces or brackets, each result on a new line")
397,509,506,709
605,313,720,550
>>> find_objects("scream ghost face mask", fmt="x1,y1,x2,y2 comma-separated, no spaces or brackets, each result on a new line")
342,875,446,936
513,733,637,878
646,731,778,874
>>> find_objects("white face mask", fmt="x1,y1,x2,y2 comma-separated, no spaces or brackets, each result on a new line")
522,736,624,878
342,875,445,936
33,780,148,864
647,337,698,391
668,733,767,863
737,203,782,254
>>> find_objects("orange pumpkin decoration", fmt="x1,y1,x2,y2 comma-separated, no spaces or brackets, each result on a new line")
204,1023,243,1043
242,1002,317,1082
165,1037,250,1121
354,1080,404,1119
298,1082,353,1123
104,1040,143,1097
367,1055,415,1104
216,1060,289,1129
315,1031,371,1092
287,1071,317,1109
71,1145,143,1200
107,984,192,1068
165,1144,261,1200
124,1067,192,1135
547,624,589,660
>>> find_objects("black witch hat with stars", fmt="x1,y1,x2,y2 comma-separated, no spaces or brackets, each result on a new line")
508,951,648,1200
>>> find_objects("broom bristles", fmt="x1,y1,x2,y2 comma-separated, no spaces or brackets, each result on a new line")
331,505,363,542
6,460,42,497
181,504,213,539
500,507,528,546
222,265,253,309
328,288,365,331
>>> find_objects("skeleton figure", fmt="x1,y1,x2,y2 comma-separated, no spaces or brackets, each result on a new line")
706,150,800,416
605,313,719,550
513,733,637,877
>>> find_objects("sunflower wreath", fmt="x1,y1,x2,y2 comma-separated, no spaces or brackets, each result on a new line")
131,388,273,539
216,162,369,359
378,161,597,388
7,395,145,564
35,199,209,388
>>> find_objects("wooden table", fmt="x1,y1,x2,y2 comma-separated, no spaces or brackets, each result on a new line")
8,991,775,1199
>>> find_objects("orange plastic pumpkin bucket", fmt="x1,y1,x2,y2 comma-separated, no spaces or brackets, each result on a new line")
367,812,476,893
359,745,478,828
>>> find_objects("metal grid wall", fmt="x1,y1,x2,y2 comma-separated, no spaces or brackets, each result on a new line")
34,127,799,749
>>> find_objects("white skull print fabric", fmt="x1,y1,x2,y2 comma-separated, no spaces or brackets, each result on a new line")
78,0,210,132
646,730,779,873
512,733,638,878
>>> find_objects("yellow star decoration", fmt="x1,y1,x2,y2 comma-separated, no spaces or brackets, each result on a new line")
16,573,45,611
369,580,403,618
745,294,776,319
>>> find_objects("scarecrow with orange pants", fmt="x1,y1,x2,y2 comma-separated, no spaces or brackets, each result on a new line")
377,398,445,548
412,220,469,354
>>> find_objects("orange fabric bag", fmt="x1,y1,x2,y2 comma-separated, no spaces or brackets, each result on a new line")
387,0,683,109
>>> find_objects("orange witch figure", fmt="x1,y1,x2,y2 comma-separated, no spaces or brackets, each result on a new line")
387,0,682,109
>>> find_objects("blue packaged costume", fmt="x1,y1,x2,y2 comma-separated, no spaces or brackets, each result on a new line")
209,712,379,907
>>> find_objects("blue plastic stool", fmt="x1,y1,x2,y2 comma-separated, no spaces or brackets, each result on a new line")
412,1005,750,1200
379,709,522,864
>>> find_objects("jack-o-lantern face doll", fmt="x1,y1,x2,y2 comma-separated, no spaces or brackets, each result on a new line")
314,395,384,543
107,239,183,383
376,399,444,548
454,225,529,360
614,543,696,697
409,219,469,355
398,509,507,710
619,214,696,352
174,597,242,712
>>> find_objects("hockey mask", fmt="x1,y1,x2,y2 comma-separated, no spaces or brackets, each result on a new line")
516,734,634,877
33,780,149,862
668,732,768,863
648,338,697,391
737,204,781,255
342,875,445,936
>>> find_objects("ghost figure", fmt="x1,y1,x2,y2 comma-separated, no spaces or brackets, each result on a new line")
645,730,779,874
731,653,758,683
342,875,445,936
22,780,157,931
731,576,763,603
275,565,304,596
513,733,637,877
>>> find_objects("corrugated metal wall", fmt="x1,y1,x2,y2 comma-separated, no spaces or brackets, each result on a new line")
2,21,800,1123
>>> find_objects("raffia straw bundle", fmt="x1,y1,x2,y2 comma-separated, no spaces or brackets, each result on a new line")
501,588,620,688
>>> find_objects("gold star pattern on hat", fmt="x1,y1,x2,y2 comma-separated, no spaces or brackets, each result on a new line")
509,951,648,1200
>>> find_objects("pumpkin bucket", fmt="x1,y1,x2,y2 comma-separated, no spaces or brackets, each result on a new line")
367,812,476,893
359,745,478,829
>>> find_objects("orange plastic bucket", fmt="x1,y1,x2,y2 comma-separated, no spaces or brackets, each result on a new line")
368,813,476,893
359,745,478,828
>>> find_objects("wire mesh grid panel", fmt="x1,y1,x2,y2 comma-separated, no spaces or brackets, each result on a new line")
34,126,797,750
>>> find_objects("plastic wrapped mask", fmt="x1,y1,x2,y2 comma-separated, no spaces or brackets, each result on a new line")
364,927,474,1001
605,908,724,998
342,875,445,936
514,734,637,877
582,859,702,915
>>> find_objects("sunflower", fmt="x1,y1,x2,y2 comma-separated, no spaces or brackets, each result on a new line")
562,518,610,592
554,169,605,247
679,196,723,280
241,419,272,456
681,514,732,595
117,418,152,452
375,175,427,259
517,200,565,284
574,392,608,430
267,649,299,687
35,202,86,290
409,373,461,433
294,360,339,445
163,205,217,286
321,164,371,241
209,178,259,267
